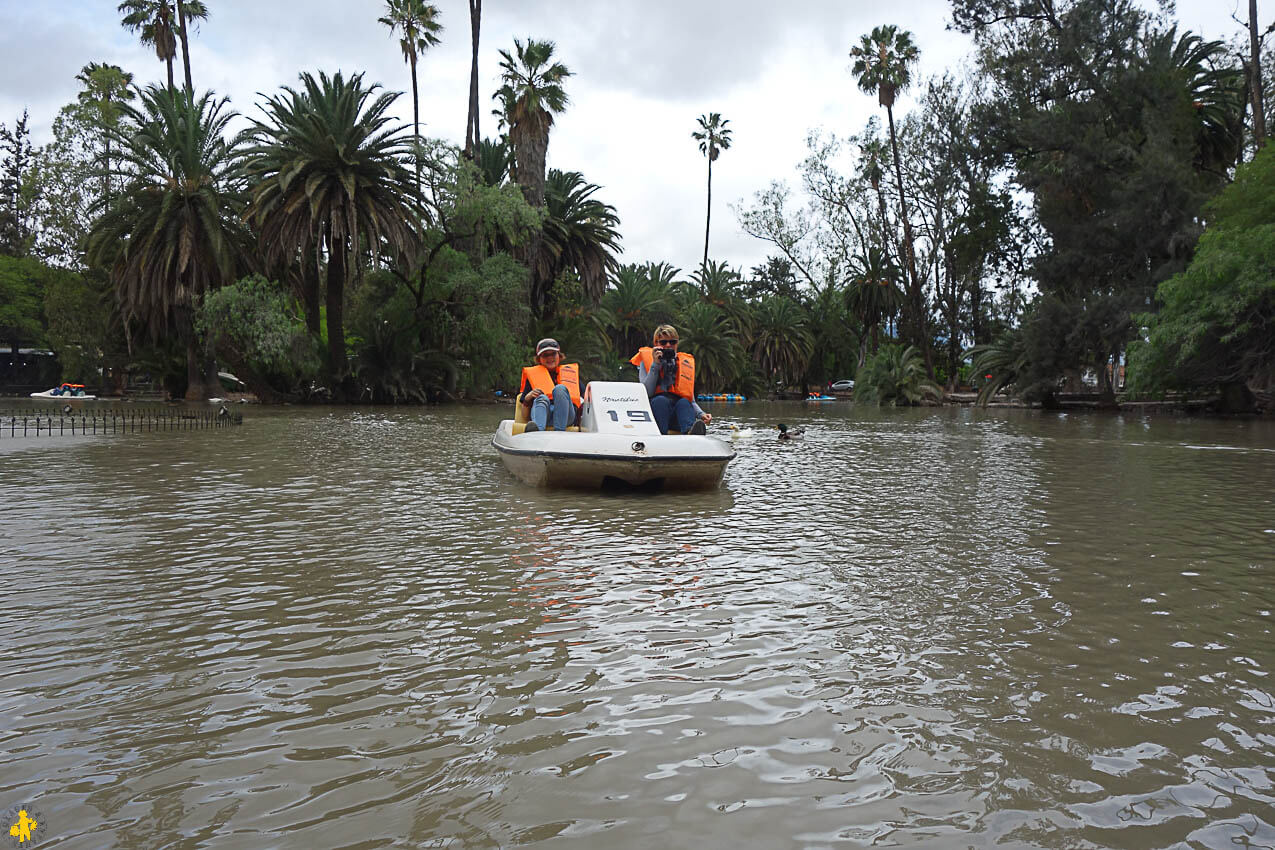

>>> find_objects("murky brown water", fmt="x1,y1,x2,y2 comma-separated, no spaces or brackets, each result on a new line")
2,402,1273,848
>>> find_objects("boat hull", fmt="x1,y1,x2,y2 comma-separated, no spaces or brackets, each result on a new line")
491,421,733,490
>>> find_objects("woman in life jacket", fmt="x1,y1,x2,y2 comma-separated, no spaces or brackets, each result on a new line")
630,324,712,435
519,338,581,433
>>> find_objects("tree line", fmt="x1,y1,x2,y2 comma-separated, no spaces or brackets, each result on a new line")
1,0,1272,409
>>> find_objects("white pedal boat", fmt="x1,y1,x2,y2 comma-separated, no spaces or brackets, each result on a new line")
492,381,736,490
31,383,96,399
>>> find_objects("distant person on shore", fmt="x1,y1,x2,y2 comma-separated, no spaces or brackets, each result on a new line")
630,324,711,435
519,338,580,433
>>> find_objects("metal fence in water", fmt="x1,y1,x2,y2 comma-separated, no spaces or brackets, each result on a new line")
0,407,244,438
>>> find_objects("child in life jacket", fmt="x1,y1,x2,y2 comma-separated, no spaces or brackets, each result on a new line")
519,338,581,433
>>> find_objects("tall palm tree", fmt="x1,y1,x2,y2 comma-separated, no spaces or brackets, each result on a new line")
493,38,571,316
850,25,928,366
118,0,177,90
378,0,443,182
494,38,571,209
243,71,422,386
75,62,135,205
464,0,481,158
692,113,732,269
86,85,246,399
541,168,622,307
173,0,209,93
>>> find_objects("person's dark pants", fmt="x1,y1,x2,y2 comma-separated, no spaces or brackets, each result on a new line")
650,394,696,434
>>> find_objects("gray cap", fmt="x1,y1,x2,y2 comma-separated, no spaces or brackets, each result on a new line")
535,338,561,355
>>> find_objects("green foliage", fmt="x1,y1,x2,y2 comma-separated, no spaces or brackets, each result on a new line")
0,254,50,347
44,267,113,381
1129,145,1275,394
197,274,319,386
855,343,942,406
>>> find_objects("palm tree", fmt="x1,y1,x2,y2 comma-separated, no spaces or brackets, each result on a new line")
692,113,732,269
464,0,482,158
86,85,246,399
541,168,622,308
493,38,572,316
243,71,421,386
173,0,208,92
678,302,743,392
750,296,813,389
118,0,177,90
855,344,942,406
75,62,135,205
601,263,678,354
850,25,928,365
846,245,903,362
494,38,571,209
474,136,511,186
1145,28,1244,176
690,260,750,334
378,0,443,183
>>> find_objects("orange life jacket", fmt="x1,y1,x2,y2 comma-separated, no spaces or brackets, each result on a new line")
520,363,581,407
630,348,695,401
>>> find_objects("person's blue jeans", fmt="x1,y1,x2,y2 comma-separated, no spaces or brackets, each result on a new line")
530,384,577,430
650,394,696,434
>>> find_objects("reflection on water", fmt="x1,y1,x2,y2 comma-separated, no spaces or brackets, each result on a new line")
2,403,1272,848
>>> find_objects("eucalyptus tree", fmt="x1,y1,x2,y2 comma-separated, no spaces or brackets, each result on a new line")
242,71,422,385
850,25,928,367
378,0,443,179
692,113,732,269
541,168,622,308
493,38,572,316
74,63,135,204
86,86,247,399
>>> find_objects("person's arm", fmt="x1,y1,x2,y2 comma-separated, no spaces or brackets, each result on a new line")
692,400,706,420
638,360,659,397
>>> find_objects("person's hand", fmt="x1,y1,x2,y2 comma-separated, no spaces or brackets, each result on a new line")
701,412,712,425
524,388,544,403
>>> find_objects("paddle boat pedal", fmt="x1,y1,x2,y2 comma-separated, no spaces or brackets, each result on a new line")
492,381,735,490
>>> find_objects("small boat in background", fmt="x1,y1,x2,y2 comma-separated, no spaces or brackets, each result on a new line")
31,383,96,399
804,392,836,402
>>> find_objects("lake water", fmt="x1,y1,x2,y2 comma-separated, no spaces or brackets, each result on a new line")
2,402,1273,848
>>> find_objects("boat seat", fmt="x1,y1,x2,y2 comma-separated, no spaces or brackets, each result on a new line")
511,396,579,434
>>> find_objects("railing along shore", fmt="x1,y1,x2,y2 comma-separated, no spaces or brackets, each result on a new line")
0,406,244,437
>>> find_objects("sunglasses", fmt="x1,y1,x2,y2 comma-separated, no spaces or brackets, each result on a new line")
655,339,678,346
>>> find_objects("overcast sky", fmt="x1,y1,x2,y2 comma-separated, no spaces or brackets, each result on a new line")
0,0,1255,276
